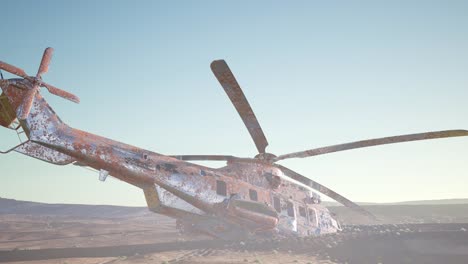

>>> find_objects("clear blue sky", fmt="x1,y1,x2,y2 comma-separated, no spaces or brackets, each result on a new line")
1,0,467,206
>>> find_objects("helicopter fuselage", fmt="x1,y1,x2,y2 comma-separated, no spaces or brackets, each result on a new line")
2,49,468,239
1,79,339,239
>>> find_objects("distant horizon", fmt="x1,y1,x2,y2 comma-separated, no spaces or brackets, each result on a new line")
2,195,468,207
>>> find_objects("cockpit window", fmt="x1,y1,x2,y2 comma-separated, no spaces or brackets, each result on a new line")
273,197,281,212
299,206,306,218
249,189,258,201
308,208,317,225
287,201,295,217
216,180,227,196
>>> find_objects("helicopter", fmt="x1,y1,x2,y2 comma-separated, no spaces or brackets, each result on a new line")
1,48,467,240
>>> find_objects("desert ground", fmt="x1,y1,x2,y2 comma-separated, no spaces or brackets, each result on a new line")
1,198,468,263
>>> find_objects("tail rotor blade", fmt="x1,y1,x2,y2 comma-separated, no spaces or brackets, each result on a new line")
0,61,28,78
37,47,54,78
2,47,79,112
17,86,39,120
42,82,80,103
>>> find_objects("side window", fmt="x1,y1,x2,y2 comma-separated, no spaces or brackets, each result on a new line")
216,180,227,196
287,201,295,217
308,208,317,225
273,197,281,213
299,206,306,218
249,189,258,201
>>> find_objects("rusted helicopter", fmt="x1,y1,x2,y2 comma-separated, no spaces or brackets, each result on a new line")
1,48,467,239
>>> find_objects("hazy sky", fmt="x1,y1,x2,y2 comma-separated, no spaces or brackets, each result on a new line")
1,1,467,206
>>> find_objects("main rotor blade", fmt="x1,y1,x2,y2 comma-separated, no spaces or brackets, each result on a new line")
211,60,269,154
276,164,375,219
42,82,80,103
274,130,468,162
169,155,257,164
37,47,54,78
17,86,39,120
0,61,28,78
170,155,238,161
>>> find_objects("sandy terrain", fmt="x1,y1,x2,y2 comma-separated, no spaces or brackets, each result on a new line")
1,198,468,263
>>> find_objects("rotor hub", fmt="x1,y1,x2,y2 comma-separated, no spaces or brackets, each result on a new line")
254,152,277,162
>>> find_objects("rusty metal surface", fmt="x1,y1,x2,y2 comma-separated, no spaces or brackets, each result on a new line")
225,199,278,229
37,47,53,76
211,60,269,154
42,82,80,103
15,141,75,165
0,61,28,78
154,185,205,215
2,80,28,111
17,85,38,119
274,130,468,161
0,92,16,127
0,80,9,88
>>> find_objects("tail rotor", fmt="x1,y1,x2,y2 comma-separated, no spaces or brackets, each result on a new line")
0,47,79,120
